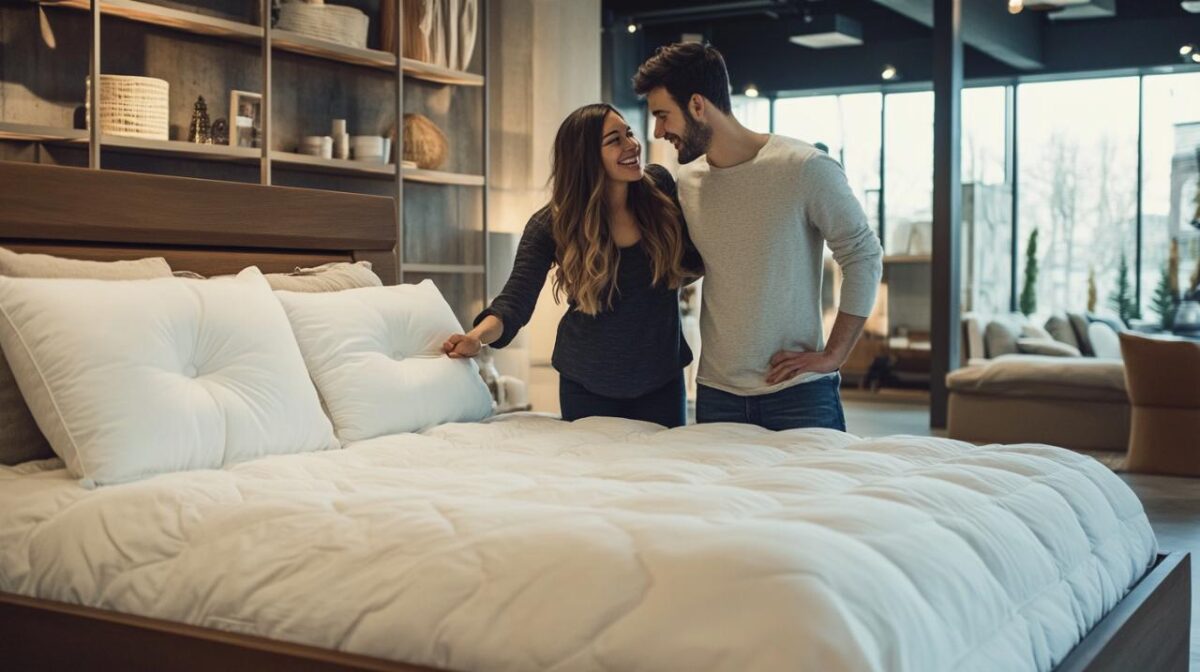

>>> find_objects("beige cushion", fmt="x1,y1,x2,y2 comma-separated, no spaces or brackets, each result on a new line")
1016,337,1082,358
1044,314,1080,350
946,354,1127,403
0,247,171,279
1021,324,1053,341
0,247,174,465
984,319,1022,358
179,262,382,292
961,313,986,363
263,262,382,292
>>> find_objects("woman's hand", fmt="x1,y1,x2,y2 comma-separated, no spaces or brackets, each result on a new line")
443,333,483,359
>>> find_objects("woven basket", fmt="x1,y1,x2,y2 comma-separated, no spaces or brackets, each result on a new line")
85,75,169,141
277,2,369,49
401,114,448,170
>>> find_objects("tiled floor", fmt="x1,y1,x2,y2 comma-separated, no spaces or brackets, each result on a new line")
841,393,1200,669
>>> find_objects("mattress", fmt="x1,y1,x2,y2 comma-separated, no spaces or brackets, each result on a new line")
0,415,1157,671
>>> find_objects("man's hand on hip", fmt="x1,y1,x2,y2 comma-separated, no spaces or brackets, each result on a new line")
765,349,840,385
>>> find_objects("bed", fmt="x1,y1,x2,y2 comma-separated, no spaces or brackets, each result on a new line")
0,161,1189,671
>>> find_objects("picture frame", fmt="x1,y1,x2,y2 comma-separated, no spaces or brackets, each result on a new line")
229,90,262,148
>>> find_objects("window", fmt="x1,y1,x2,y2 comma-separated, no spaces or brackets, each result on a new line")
730,94,771,134
883,92,934,253
962,87,1012,315
1141,73,1200,325
774,93,882,235
1017,77,1140,317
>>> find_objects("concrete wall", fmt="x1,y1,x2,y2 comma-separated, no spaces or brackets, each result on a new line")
488,0,601,412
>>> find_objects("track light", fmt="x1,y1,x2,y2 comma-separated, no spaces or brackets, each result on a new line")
1008,0,1023,14
1181,44,1194,56
881,64,899,81
744,84,760,98
626,21,638,34
1193,52,1200,64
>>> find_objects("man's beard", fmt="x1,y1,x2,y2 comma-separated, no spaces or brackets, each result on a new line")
672,116,712,165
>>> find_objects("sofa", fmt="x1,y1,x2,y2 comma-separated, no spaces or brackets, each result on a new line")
947,311,1130,452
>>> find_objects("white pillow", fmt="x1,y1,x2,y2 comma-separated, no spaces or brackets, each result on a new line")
1087,322,1123,360
276,280,494,442
0,267,338,486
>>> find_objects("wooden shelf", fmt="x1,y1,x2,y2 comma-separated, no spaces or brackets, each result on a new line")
41,1,484,84
273,151,395,178
41,0,262,42
0,122,86,142
95,135,262,162
402,59,485,87
404,264,485,274
272,30,395,70
403,168,485,186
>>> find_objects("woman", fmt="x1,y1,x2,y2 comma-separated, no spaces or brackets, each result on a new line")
442,103,701,427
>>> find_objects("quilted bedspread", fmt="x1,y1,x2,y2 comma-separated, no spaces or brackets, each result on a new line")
0,415,1156,671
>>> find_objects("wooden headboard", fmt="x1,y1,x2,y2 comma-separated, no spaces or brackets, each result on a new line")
0,162,398,282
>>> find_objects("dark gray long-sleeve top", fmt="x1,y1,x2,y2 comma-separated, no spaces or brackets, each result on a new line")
474,165,701,399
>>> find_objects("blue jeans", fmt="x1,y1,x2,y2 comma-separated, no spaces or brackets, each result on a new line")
696,375,846,431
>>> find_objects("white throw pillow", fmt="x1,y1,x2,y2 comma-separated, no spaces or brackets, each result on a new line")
1087,322,1123,360
276,280,494,442
0,268,338,486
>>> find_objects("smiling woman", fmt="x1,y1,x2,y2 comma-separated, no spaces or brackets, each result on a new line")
441,103,703,428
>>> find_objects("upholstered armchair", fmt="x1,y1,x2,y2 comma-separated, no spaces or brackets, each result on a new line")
1119,333,1200,476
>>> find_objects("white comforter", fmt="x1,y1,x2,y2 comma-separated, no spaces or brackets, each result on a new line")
0,415,1156,671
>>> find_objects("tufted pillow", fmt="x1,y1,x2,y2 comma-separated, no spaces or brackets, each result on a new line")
276,280,494,442
0,247,175,466
0,267,338,486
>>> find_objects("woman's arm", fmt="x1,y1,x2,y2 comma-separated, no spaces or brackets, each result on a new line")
443,209,556,358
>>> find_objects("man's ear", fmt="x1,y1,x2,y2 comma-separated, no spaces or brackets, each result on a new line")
688,94,706,122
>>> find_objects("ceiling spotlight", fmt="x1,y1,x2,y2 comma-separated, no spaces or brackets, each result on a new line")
1181,44,1195,56
1193,52,1200,64
744,84,760,98
881,64,899,81
626,22,638,34
1008,0,1023,13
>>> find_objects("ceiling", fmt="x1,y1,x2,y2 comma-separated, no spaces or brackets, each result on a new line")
602,0,1200,94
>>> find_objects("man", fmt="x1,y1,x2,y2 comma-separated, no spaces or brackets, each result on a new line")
633,42,883,431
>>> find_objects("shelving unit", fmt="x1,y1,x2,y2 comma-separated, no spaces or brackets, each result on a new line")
5,0,490,325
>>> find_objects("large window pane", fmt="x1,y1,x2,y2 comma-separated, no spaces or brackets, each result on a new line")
883,92,934,253
1141,73,1200,328
774,93,883,235
730,94,771,133
962,87,1012,314
1017,77,1139,318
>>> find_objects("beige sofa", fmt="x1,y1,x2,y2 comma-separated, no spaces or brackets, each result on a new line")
947,313,1130,452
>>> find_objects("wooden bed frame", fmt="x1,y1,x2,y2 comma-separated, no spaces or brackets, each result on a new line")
0,162,1190,671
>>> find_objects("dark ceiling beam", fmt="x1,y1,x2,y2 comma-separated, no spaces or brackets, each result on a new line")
870,0,1044,70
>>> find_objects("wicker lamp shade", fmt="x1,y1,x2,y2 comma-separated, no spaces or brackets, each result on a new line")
401,114,448,170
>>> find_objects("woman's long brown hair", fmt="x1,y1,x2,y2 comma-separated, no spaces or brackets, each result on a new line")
549,103,687,316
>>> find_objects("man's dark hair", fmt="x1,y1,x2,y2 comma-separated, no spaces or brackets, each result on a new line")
632,42,733,116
